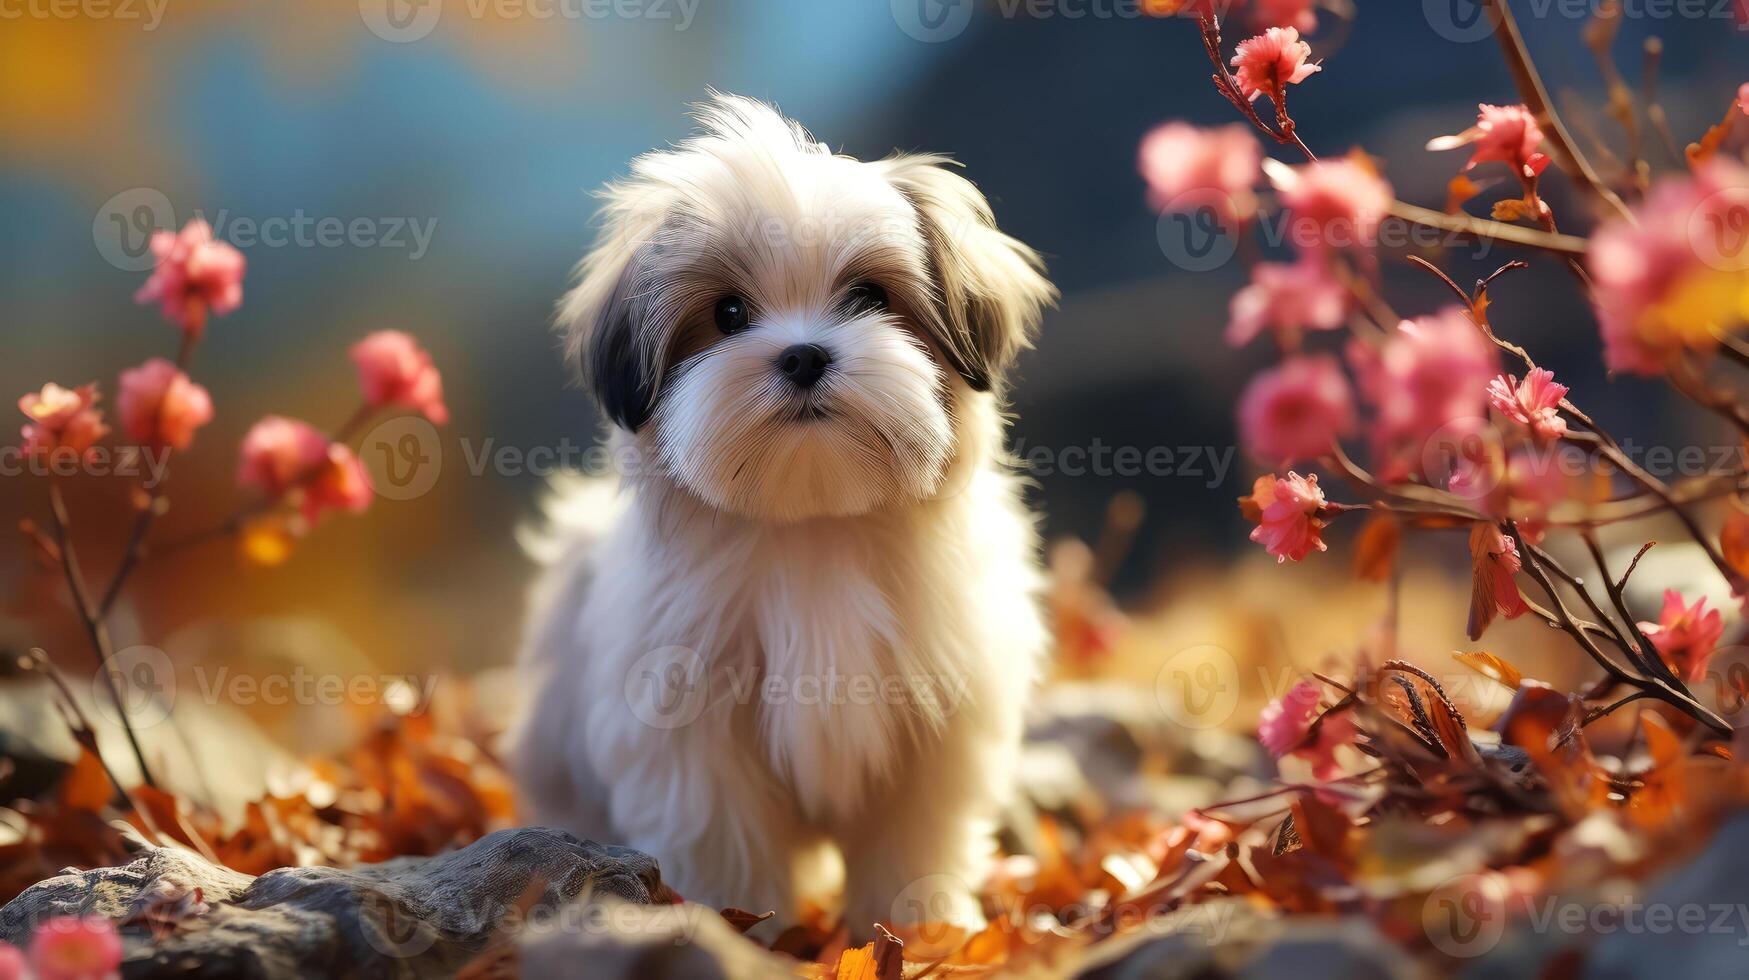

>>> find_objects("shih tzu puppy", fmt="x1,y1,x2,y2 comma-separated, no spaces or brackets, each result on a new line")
510,93,1054,933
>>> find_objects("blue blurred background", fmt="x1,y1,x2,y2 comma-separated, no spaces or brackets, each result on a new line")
2,0,1743,680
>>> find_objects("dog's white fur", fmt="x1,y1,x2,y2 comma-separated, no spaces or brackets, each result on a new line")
510,94,1054,932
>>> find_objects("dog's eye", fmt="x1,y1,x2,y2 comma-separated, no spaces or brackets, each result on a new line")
844,282,888,315
714,295,750,334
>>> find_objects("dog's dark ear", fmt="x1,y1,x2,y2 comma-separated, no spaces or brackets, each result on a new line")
881,154,1056,392
558,200,662,432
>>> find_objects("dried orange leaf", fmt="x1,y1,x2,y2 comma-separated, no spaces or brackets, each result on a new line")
1491,198,1536,222
1452,651,1524,692
59,748,112,811
1353,513,1401,582
1445,173,1483,214
1721,503,1749,577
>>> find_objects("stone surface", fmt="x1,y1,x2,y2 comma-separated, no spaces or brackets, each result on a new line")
0,827,665,979
1583,812,1749,980
520,900,794,980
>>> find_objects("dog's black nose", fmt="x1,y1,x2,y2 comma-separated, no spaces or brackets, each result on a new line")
777,343,832,388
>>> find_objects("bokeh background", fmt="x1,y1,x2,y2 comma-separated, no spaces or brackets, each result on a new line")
2,0,1744,797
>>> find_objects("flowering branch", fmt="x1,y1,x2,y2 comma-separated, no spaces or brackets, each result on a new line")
1480,0,1634,224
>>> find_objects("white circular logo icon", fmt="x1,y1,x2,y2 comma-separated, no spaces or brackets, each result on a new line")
891,0,973,42
1689,186,1749,274
1423,872,1509,958
1154,643,1239,730
359,416,443,502
1155,189,1240,273
1423,0,1501,43
91,645,176,730
624,646,711,730
360,0,443,42
94,188,175,272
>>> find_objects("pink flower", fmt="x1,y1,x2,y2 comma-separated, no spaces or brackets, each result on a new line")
1237,355,1355,464
350,330,448,425
302,444,374,523
1230,27,1321,104
1270,155,1394,256
1258,679,1320,755
1639,590,1725,683
1139,122,1263,226
1589,158,1749,375
1486,368,1568,442
133,219,246,338
19,383,108,464
238,416,330,498
238,417,373,524
1226,257,1348,347
1739,82,1749,115
1446,438,1505,510
1258,679,1355,780
117,359,214,451
28,916,121,980
1348,308,1499,479
1427,104,1550,176
1468,523,1529,640
1242,471,1327,562
1251,0,1316,32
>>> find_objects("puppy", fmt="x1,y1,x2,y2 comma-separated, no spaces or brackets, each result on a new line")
510,93,1054,933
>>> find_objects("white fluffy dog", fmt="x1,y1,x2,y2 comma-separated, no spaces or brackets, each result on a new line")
510,93,1054,933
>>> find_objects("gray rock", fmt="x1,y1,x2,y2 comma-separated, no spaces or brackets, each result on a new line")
0,827,666,979
520,900,793,979
1584,812,1749,980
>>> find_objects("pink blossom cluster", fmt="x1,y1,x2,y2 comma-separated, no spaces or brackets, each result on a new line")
17,219,449,549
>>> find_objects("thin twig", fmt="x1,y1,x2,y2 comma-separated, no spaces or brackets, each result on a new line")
46,481,157,788
1389,201,1589,256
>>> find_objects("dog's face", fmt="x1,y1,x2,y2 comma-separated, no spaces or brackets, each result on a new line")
560,94,1054,522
